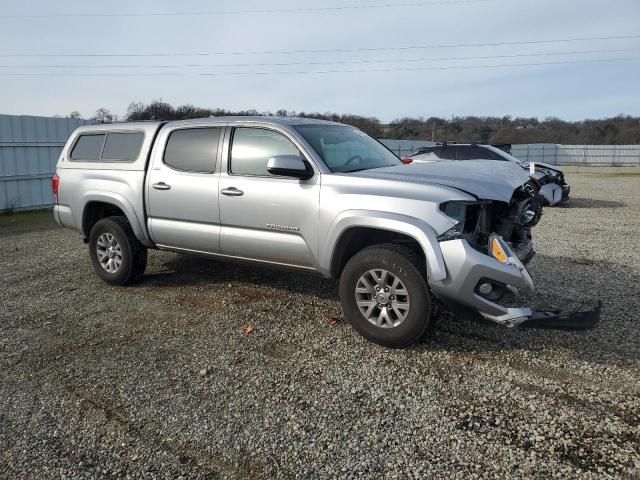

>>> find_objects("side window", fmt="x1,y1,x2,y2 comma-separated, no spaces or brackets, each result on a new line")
230,127,300,176
102,132,145,161
70,134,105,160
163,127,222,173
455,146,485,160
437,147,456,160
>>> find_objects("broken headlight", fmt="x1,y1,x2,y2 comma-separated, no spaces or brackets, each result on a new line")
438,201,483,241
441,201,467,227
437,201,467,241
437,225,464,241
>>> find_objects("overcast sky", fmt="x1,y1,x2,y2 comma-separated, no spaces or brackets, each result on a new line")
0,0,638,122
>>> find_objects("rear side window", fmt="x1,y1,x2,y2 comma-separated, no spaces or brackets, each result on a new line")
163,127,222,173
70,131,145,162
455,146,485,160
70,134,105,160
102,132,145,161
437,147,457,160
230,127,299,176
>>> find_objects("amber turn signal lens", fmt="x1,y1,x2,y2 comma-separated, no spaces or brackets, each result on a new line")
490,236,509,264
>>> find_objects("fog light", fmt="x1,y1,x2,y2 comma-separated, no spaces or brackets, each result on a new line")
478,283,493,295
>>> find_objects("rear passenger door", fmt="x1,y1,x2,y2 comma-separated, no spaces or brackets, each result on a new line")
146,126,224,253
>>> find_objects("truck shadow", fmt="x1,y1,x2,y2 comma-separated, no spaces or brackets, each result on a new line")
143,252,638,364
141,253,339,301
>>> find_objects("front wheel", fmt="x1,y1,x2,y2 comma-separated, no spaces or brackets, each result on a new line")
339,243,434,347
88,216,147,285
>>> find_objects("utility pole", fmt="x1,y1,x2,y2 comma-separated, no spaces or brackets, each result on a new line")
431,121,436,142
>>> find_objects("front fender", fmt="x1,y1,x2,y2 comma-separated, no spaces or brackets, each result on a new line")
320,210,447,281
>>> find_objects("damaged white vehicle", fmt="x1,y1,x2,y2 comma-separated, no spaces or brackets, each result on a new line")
405,143,570,206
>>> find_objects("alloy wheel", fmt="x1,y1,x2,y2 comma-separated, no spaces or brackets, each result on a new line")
354,269,411,328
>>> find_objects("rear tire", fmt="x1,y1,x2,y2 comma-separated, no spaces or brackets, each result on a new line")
339,243,434,347
88,216,147,285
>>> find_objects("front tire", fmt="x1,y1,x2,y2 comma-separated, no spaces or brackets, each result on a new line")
339,243,434,347
88,216,147,285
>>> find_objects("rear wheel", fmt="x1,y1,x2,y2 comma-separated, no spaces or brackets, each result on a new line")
339,243,434,347
88,216,147,285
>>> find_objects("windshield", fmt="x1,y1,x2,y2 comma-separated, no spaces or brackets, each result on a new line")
294,125,402,173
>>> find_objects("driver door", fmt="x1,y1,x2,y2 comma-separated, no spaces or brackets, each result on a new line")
218,126,320,268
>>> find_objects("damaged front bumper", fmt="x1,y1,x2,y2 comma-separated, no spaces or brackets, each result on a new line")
429,237,600,330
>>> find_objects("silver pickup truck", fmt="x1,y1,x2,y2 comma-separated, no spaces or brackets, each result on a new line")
53,116,597,346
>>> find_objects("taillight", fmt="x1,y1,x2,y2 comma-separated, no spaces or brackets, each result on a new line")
52,174,60,204
401,157,413,164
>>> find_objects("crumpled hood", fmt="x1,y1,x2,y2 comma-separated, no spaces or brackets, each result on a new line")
530,161,564,173
348,160,531,202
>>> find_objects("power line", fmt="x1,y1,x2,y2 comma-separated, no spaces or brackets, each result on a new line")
0,0,489,18
1,57,637,77
1,48,638,69
0,33,637,58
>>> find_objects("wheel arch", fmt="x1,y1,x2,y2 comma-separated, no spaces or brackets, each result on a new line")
322,210,447,282
80,192,150,245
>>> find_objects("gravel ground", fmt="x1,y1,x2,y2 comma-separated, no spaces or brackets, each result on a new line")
1,174,639,479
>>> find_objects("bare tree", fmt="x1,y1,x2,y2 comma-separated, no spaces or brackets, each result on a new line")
93,108,114,124
126,102,145,120
67,111,81,119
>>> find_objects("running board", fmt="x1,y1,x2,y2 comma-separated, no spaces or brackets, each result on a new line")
518,301,601,330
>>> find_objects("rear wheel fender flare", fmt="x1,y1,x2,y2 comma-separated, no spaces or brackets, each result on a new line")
81,191,150,245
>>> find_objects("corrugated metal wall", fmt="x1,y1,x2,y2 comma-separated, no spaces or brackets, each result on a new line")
0,114,94,211
511,144,640,166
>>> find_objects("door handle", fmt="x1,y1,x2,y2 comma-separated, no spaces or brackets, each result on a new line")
152,182,171,191
221,187,244,197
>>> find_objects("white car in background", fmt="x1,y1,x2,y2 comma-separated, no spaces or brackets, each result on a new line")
405,143,570,206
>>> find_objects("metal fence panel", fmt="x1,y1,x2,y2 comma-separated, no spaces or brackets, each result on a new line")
0,114,94,211
511,144,640,166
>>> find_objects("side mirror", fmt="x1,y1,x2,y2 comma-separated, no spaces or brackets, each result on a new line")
267,155,313,180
